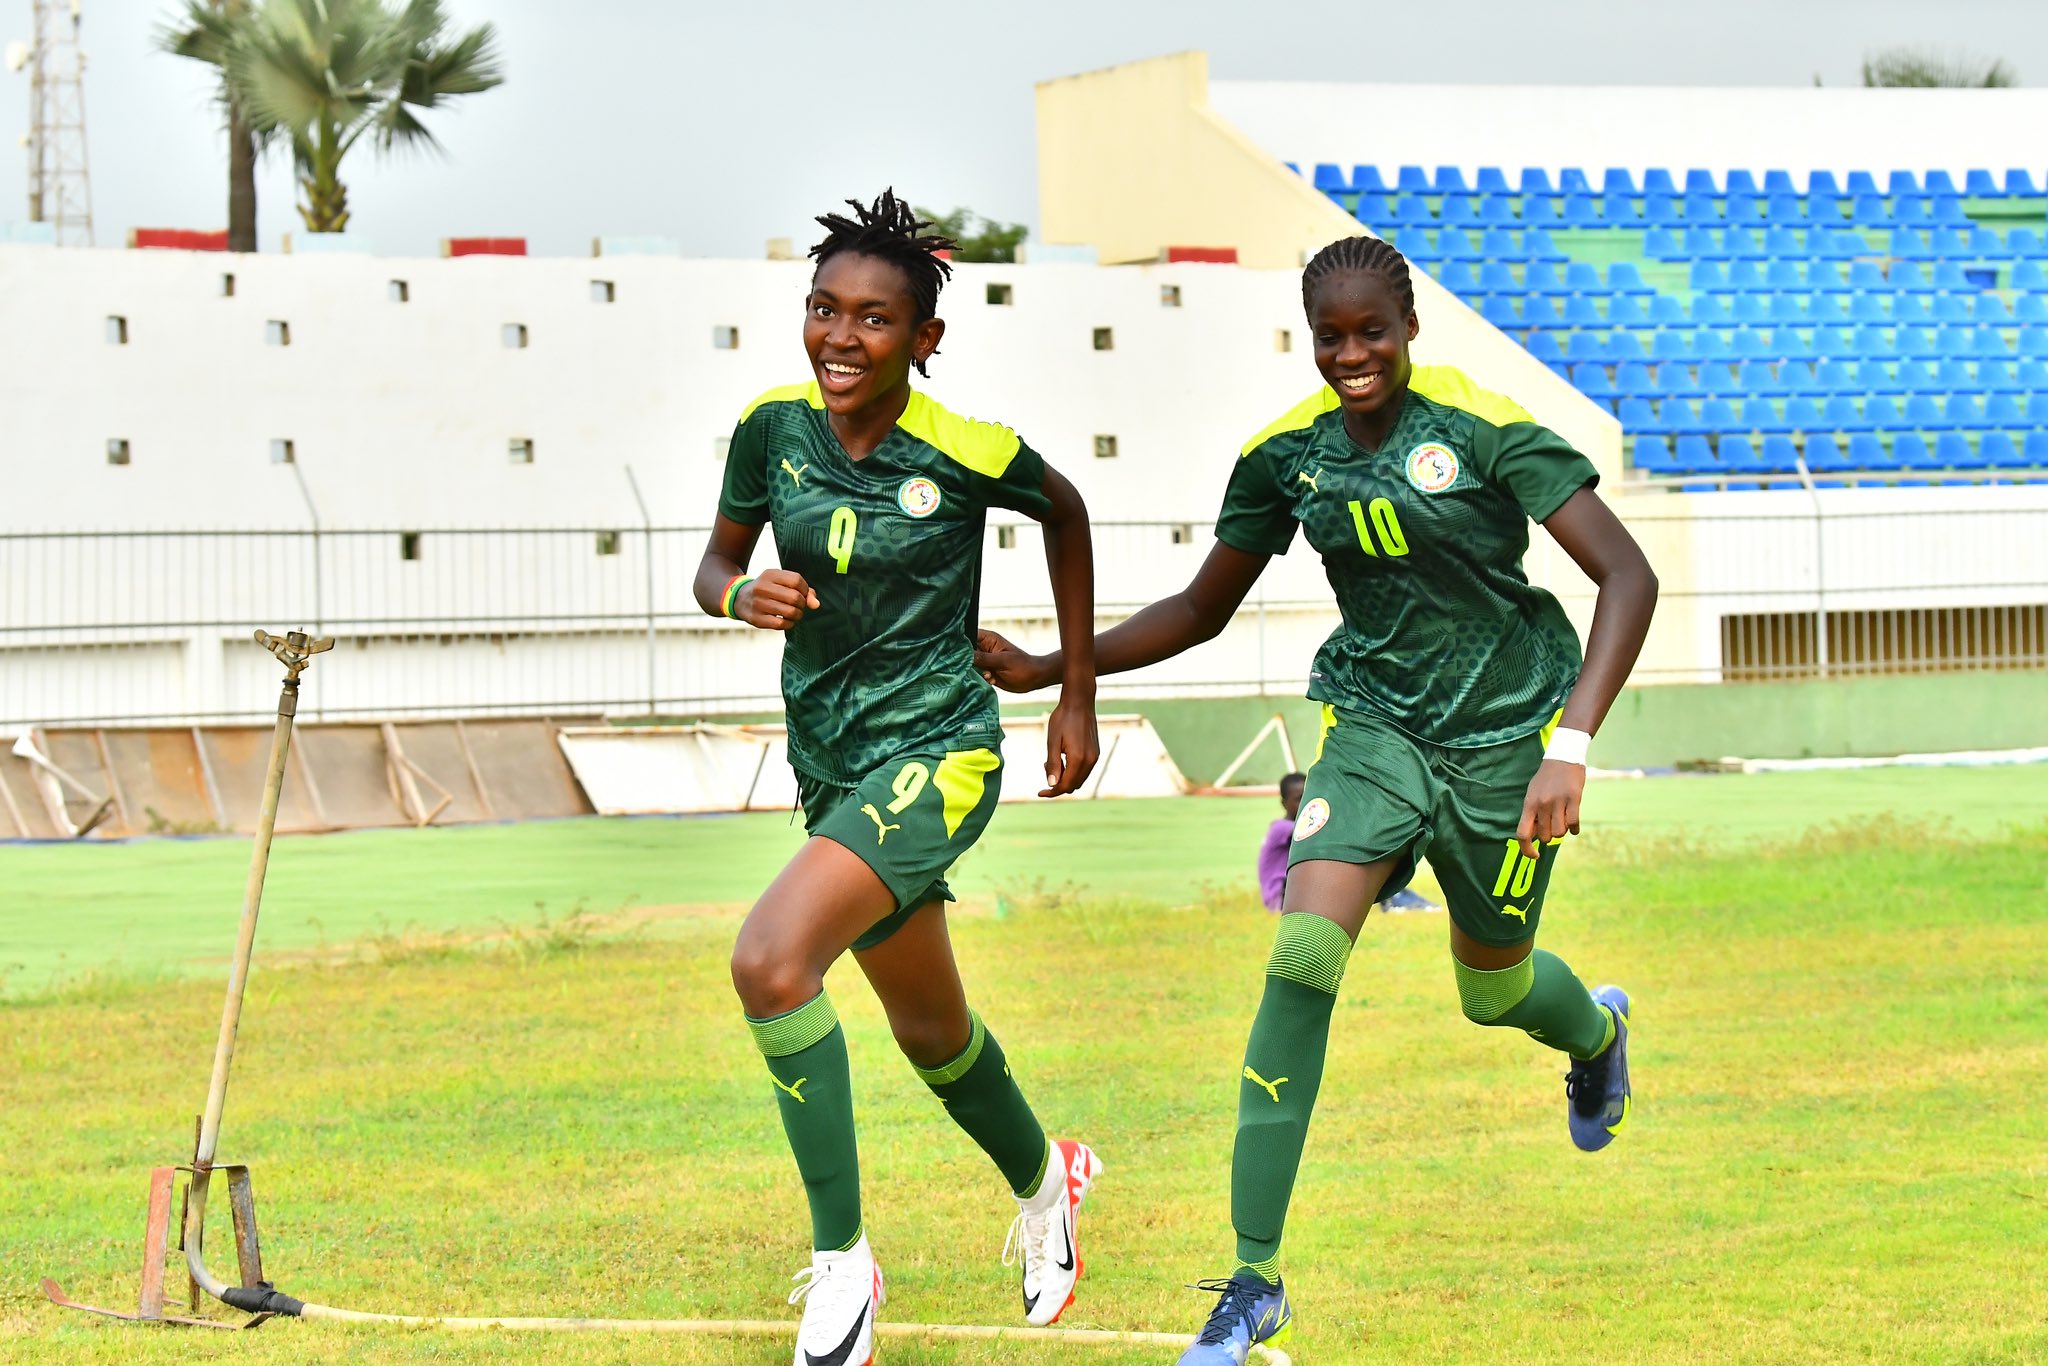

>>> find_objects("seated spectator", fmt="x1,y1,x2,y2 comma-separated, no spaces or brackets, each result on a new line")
1258,773,1306,911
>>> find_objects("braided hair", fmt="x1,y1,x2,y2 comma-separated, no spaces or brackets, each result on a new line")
1301,234,1415,319
810,189,957,376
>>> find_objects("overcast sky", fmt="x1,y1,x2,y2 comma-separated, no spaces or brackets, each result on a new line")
4,0,2045,258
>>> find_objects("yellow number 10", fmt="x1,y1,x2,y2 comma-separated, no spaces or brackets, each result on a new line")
1348,498,1409,558
1491,839,1539,898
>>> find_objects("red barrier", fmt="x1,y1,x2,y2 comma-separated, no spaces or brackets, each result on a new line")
1163,246,1239,264
128,228,229,252
443,237,528,258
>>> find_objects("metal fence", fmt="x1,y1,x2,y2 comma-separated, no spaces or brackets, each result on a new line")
3,504,2045,728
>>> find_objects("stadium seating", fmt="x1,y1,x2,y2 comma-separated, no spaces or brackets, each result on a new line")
1320,162,2048,484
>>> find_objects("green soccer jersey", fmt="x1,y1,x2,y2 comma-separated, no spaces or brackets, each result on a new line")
718,382,1052,784
1216,365,1598,748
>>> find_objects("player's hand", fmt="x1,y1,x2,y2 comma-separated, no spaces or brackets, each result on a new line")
1039,694,1099,797
737,569,819,630
1515,758,1585,859
974,629,1056,693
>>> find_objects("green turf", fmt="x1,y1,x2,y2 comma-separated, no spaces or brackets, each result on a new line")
3,764,2045,1000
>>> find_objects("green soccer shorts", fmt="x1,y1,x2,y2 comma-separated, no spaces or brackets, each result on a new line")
1286,704,1566,948
797,745,1004,950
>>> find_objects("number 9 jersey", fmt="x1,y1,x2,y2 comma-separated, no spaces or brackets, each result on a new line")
1216,365,1599,749
718,382,1053,785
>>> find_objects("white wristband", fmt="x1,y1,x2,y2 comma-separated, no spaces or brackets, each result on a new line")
1544,727,1592,766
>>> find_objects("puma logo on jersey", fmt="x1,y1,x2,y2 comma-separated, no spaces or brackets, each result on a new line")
1501,904,1529,923
860,803,901,844
1296,469,1323,495
772,1076,808,1103
1244,1065,1289,1103
780,458,810,487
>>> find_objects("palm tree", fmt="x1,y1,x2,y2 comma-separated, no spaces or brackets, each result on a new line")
229,0,504,234
160,0,267,253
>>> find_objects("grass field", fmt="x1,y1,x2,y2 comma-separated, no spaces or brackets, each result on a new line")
5,767,2047,1363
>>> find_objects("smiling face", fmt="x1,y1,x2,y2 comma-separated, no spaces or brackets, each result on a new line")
1308,268,1420,449
803,251,946,424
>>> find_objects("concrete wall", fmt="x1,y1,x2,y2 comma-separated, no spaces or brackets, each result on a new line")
1208,81,2048,188
1034,52,1623,495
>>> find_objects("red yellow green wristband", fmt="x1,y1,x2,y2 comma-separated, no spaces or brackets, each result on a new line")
720,575,753,619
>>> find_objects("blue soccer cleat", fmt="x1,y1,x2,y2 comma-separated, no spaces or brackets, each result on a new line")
1177,1271,1293,1364
1566,985,1632,1152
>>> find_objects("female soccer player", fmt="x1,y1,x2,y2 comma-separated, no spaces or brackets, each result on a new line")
977,234,1657,1364
693,191,1105,1365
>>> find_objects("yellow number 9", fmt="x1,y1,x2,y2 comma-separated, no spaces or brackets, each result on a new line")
887,761,930,814
828,506,858,574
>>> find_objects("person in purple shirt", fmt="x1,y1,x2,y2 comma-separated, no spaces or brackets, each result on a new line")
1258,774,1308,911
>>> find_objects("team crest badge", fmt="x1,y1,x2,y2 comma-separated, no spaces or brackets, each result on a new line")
897,477,942,518
1405,443,1460,493
1293,797,1330,841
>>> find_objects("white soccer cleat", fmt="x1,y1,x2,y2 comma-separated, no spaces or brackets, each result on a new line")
788,1233,884,1366
1003,1138,1104,1326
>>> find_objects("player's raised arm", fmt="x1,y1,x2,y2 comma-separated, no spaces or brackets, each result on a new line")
1025,462,1099,797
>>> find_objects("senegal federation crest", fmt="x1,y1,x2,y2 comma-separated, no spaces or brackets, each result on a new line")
897,477,942,518
1293,797,1330,841
1405,443,1460,494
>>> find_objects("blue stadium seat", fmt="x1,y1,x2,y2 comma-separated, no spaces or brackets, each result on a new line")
1932,197,1969,225
1632,436,1678,475
1477,228,1522,261
1724,193,1764,225
1845,434,1889,473
1966,169,2001,197
1653,361,1697,398
1521,296,1565,328
1823,394,1872,432
1887,227,1933,260
1816,229,1865,259
1616,395,1657,429
1397,165,1431,194
1981,360,2023,392
1390,229,1438,263
1724,259,1765,291
1642,227,1683,259
1801,170,1838,198
1933,294,1974,325
1699,361,1740,395
1481,297,1522,329
1979,431,2025,470
1606,263,1653,296
2017,260,2048,292
1561,195,1602,226
2017,295,2048,323
1437,260,1480,293
1689,260,1729,293
1717,435,1765,486
1611,295,1656,328
1559,168,1593,196
1769,294,1809,325
1474,166,1510,195
1841,170,1877,198
1520,228,1567,262
1479,260,1521,292
1900,359,1946,393
1847,325,1889,359
1683,169,1718,196
1683,225,1729,259
1615,361,1656,395
1642,195,1681,225
1355,194,1396,227
1688,333,1726,365
1763,169,1797,197
1438,229,1482,261
1805,435,1853,480
1351,165,1389,194
1521,197,1563,229
1851,194,1890,226
1518,168,1557,198
1848,292,1890,324
1731,326,1770,357
1784,361,1824,395
1932,261,1975,292
1757,435,1801,473
1650,294,1687,325
1663,398,1708,434
1924,170,1959,198
2009,229,2045,258
1440,197,1478,227
1974,326,2012,359
1984,392,2025,426
1887,170,1920,197
1905,394,1947,429
1733,294,1769,326
1936,359,1976,391
1477,197,1519,225
1761,226,1805,257
2006,169,2044,197
1737,359,1784,394
1564,261,1606,294
1847,263,1891,295
1889,433,1933,471
1390,195,1434,226
1601,168,1638,197
2024,431,2048,467
1434,166,1470,195
2021,360,2048,389
1809,297,1850,327
1672,434,1721,475
1893,295,1932,326
1814,359,1858,393
1563,296,1606,327
1806,193,1845,223
1313,163,1350,194
1565,334,1609,366
1742,395,1790,433
1944,394,1985,428
1786,396,1828,432
1728,228,1770,261
1891,262,1938,293
1899,327,1937,359
1968,227,2012,259
1526,333,1563,361
1641,168,1676,197
1652,330,1692,362
1865,396,1907,430
1893,196,1932,228
1927,228,1970,258
1608,331,1649,362
1725,170,1759,197
1934,431,1982,469
1570,361,1615,398
1680,193,1720,224
1765,259,1805,290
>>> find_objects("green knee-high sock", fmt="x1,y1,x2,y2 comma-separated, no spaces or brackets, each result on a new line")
747,992,863,1252
1231,912,1354,1284
915,1010,1051,1197
1455,949,1614,1060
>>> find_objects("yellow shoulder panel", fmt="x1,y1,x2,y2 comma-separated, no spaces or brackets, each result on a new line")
1240,386,1341,457
898,390,1022,478
1408,366,1533,427
739,382,824,424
